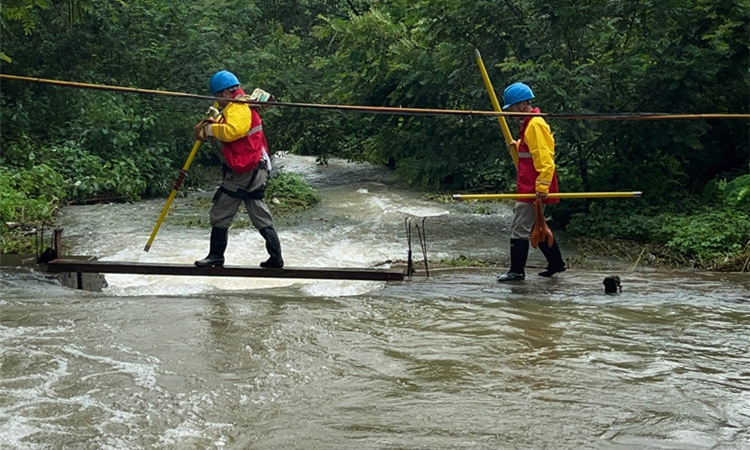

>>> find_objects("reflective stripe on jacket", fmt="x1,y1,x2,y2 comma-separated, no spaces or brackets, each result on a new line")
206,88,267,174
516,108,559,204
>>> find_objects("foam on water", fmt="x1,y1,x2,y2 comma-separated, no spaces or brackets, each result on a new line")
62,345,159,389
0,323,147,447
0,314,236,449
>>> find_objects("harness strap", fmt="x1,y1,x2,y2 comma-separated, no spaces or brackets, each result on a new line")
212,165,266,202
218,186,265,200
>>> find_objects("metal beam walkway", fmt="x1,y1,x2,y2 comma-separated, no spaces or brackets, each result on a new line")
46,259,405,282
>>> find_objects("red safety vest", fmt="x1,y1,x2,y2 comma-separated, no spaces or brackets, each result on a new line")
516,109,559,204
221,90,268,174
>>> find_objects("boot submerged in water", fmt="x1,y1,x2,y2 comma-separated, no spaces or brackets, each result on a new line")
496,238,529,282
537,240,566,277
195,226,228,267
496,271,525,282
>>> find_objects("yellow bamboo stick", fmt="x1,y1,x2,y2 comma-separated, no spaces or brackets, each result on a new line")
475,49,518,167
3,74,748,120
453,192,643,201
144,140,203,251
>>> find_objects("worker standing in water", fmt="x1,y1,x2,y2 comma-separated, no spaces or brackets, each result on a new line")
496,82,565,282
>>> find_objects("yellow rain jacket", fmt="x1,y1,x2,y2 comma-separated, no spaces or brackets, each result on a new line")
516,108,559,204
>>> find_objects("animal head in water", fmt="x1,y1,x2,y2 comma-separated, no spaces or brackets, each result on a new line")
603,275,622,294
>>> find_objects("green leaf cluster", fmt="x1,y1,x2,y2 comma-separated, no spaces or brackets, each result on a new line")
265,171,321,215
567,197,750,266
0,163,64,224
655,210,750,261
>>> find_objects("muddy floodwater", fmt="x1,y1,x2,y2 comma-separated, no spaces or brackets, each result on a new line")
2,156,749,449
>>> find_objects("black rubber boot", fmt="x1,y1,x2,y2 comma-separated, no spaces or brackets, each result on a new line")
259,226,284,268
497,238,529,282
537,240,566,277
195,226,228,267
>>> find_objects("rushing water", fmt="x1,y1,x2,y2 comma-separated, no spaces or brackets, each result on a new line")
1,155,749,450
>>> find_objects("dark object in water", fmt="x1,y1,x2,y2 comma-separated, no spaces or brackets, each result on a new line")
603,275,621,294
36,247,58,264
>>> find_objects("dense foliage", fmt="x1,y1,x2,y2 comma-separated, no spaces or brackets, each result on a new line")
567,175,750,268
1,0,748,267
265,171,322,216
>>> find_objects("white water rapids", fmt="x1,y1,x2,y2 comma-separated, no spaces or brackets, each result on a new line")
1,155,748,449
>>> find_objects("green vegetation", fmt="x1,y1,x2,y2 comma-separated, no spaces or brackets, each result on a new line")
265,171,321,215
1,0,748,270
567,176,750,270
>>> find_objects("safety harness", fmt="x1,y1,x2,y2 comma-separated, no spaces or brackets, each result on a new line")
211,93,270,202
213,160,268,202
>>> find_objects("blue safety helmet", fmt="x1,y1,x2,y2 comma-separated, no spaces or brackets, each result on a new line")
502,82,535,110
209,70,240,95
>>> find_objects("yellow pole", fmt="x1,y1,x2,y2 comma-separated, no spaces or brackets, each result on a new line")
144,140,202,251
475,49,518,167
453,192,643,201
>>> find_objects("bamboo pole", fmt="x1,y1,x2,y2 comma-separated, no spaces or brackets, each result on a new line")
474,49,518,167
144,140,202,251
453,192,643,201
2,74,748,120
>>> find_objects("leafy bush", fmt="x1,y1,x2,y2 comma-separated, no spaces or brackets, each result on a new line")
568,202,750,265
0,165,63,225
722,174,750,209
46,141,146,202
655,209,750,261
265,171,320,214
566,205,663,241
266,171,320,204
